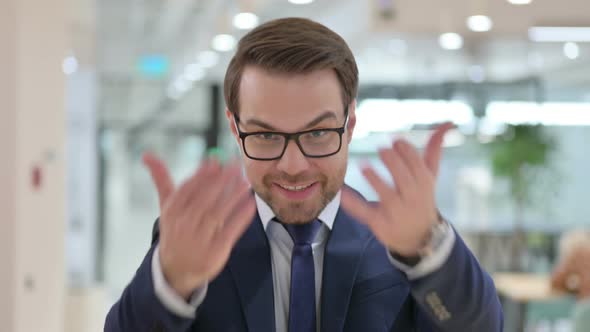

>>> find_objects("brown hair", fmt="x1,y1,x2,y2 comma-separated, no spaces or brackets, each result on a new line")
223,17,358,115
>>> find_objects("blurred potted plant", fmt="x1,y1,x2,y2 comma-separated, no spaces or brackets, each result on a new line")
489,124,557,270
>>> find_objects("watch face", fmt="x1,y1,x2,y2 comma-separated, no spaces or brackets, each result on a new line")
391,219,450,267
418,221,450,258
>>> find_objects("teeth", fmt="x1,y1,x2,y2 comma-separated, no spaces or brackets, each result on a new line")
279,183,312,191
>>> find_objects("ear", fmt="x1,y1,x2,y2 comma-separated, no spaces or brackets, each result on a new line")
345,99,357,142
225,108,240,142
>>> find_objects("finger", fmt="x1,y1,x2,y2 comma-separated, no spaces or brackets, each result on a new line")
551,251,578,289
550,267,568,290
361,165,399,203
340,188,380,225
178,157,221,210
378,147,415,198
215,194,257,248
204,160,241,206
165,159,215,223
394,140,433,188
218,177,252,222
424,122,454,177
210,160,245,212
341,190,391,241
186,161,241,233
143,152,174,209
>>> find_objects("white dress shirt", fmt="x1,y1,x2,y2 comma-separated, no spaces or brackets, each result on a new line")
151,190,456,332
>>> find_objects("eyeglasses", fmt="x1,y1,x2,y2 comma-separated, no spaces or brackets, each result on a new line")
234,109,349,161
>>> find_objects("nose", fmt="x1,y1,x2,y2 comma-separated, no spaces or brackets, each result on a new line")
276,140,310,175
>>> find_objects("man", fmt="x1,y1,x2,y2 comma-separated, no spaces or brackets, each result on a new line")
105,17,503,331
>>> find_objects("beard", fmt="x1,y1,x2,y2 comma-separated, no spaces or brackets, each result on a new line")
253,163,346,224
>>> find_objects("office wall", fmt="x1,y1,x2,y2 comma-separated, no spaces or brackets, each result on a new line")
0,0,18,328
0,0,68,330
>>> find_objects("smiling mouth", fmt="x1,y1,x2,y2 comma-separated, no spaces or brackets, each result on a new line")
276,183,315,191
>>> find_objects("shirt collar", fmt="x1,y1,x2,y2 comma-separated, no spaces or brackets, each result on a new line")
255,190,341,231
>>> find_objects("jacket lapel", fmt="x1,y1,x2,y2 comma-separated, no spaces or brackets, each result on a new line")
320,207,373,332
228,213,276,332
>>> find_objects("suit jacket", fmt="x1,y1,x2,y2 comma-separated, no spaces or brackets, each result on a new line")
105,207,503,331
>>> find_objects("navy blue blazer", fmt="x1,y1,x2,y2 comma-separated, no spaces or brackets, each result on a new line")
105,207,503,331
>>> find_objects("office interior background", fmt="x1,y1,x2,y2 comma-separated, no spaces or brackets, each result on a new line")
2,0,590,331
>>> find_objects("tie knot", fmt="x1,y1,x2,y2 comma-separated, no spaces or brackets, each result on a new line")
281,220,322,245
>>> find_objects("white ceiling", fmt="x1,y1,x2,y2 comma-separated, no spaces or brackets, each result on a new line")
80,0,590,131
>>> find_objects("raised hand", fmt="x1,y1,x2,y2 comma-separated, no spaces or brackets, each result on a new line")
551,245,590,299
341,123,453,256
143,153,256,299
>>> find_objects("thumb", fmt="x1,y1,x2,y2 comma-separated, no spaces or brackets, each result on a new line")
143,152,174,209
424,122,454,177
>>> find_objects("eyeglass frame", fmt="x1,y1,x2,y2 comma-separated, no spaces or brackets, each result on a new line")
233,107,350,161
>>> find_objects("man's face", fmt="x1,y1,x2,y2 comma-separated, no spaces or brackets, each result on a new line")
226,66,356,224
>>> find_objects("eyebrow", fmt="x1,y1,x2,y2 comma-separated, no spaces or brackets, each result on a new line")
244,111,339,132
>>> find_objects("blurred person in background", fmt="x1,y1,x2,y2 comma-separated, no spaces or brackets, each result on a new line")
105,18,503,331
551,230,590,332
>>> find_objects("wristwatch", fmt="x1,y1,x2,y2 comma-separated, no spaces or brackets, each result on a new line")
391,212,450,267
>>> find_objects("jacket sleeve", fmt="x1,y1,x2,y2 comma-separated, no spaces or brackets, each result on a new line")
409,229,504,332
104,219,197,332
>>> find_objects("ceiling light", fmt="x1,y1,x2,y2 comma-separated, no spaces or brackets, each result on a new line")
167,85,182,100
233,12,259,30
173,76,192,93
563,42,580,59
212,34,236,52
62,56,78,75
439,33,463,50
486,101,590,126
197,51,219,68
529,27,590,42
467,15,493,32
507,0,533,4
478,118,508,137
288,0,314,4
167,76,193,100
354,99,475,137
184,63,205,82
138,55,169,77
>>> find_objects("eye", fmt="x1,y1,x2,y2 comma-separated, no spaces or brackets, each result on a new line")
308,130,327,138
